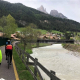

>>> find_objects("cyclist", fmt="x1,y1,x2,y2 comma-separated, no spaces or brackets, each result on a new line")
0,50,2,65
6,40,13,65
5,40,11,58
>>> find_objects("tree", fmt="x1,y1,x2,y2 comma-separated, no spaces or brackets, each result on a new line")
21,25,41,51
4,14,18,38
0,16,7,37
64,32,71,40
0,26,3,32
28,23,37,29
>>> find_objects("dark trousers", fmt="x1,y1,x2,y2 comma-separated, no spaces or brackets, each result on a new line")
6,49,12,63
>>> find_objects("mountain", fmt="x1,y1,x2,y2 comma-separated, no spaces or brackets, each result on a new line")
0,0,80,32
37,6,67,19
37,5,48,14
50,10,67,19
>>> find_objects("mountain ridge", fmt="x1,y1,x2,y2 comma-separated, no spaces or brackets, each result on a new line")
37,5,67,19
37,5,48,14
0,0,80,32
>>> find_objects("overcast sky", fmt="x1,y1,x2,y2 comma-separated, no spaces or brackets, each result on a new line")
4,0,80,23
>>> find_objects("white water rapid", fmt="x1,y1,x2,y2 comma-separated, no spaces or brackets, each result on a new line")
30,44,80,80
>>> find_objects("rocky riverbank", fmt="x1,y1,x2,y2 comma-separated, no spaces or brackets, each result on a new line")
63,43,80,57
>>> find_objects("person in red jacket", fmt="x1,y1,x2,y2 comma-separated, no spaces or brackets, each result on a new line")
6,40,13,65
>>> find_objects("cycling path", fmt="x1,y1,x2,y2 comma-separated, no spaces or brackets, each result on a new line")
0,41,19,80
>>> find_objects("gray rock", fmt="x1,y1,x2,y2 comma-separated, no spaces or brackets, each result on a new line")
37,5,48,14
50,10,67,19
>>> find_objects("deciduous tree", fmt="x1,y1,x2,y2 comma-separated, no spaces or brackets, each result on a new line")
21,25,41,51
4,14,18,38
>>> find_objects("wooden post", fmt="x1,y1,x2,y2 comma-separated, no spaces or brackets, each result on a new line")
50,70,55,75
26,54,29,65
34,58,38,77
50,70,56,80
26,54,29,70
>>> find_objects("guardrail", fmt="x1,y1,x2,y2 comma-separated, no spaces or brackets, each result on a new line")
15,42,61,80
37,39,74,43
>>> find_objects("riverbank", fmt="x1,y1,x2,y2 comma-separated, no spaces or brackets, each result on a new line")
63,43,80,57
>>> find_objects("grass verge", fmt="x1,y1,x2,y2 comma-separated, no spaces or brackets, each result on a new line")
13,47,34,80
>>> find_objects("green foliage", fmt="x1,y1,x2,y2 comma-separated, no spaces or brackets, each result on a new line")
0,14,18,38
16,32,21,38
17,28,63,35
0,0,80,32
20,24,40,51
0,26,3,32
26,49,32,54
29,23,37,29
13,47,34,80
64,32,72,40
4,14,18,38
0,16,7,27
38,29,48,34
16,27,25,32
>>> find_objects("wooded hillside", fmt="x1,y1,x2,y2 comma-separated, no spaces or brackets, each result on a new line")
0,0,80,32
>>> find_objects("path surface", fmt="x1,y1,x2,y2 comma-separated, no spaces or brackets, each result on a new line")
0,46,15,80
0,41,19,80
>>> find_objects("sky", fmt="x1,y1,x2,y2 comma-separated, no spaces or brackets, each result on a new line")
4,0,80,23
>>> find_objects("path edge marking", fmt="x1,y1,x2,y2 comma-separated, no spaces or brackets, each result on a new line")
12,56,19,80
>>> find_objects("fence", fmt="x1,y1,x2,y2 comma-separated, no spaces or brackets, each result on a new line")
15,42,61,80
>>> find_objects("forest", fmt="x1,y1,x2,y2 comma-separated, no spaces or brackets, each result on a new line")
0,0,80,32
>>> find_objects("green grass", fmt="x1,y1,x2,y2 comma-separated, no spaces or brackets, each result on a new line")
16,27,25,32
38,29,48,34
26,49,32,54
13,47,34,80
13,45,45,80
16,27,63,35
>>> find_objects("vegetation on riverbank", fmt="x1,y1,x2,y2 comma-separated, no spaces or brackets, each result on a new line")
63,43,80,52
13,47,34,80
18,42,51,54
62,43,80,56
13,42,50,80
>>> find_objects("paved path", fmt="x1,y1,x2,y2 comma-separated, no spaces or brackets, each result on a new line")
0,41,19,80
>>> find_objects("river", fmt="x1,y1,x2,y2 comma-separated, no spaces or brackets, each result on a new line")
31,44,80,80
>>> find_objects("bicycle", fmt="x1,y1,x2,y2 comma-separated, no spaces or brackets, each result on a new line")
7,52,10,69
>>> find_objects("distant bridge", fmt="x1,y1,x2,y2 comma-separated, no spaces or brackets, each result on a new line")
37,39,74,43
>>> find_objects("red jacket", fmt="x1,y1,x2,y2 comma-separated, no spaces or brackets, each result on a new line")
6,45,13,50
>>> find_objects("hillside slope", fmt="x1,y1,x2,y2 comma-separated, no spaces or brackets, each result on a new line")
0,0,80,32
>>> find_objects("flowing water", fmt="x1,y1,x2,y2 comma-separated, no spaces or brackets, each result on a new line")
31,44,80,80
